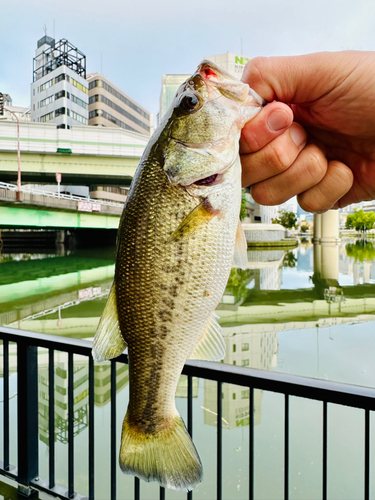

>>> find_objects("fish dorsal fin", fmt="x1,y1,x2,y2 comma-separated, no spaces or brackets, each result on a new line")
190,313,225,361
233,220,248,270
167,199,220,243
92,283,127,362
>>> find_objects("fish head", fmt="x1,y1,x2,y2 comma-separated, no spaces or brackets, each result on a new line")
161,60,264,191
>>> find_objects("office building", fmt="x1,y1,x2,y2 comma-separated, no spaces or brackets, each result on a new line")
158,74,190,124
87,73,151,136
204,52,250,79
0,94,30,122
30,36,89,129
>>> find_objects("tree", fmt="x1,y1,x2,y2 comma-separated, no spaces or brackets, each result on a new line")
345,209,375,233
300,223,309,233
346,240,375,262
272,210,297,230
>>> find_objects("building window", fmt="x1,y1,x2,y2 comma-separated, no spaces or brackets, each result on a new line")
233,344,236,353
232,393,236,400
89,94,149,131
241,343,249,351
40,111,54,123
40,78,54,92
71,77,88,94
241,389,250,399
89,79,149,119
55,73,69,84
33,104,35,111
70,110,88,125
40,95,54,108
242,359,249,367
71,93,88,109
57,124,66,129
55,90,66,100
55,107,66,118
89,109,138,133
33,89,35,96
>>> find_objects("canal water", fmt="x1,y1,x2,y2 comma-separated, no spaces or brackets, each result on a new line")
1,238,375,499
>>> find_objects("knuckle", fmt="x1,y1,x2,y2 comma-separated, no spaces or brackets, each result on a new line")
243,57,270,87
251,183,277,206
298,193,328,214
304,146,327,182
267,140,291,173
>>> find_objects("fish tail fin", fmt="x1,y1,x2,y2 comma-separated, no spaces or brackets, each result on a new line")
119,412,202,491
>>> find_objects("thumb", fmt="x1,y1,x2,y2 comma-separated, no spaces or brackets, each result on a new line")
241,51,365,105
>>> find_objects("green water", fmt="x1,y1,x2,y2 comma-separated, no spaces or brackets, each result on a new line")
1,238,375,499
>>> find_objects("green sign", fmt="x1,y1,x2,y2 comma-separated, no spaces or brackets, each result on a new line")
235,56,250,65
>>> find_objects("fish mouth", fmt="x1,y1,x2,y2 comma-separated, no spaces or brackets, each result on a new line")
190,173,223,187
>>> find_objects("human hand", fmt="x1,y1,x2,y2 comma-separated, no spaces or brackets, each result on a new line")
240,51,375,212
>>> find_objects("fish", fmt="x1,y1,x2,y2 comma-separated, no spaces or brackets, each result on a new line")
92,60,263,491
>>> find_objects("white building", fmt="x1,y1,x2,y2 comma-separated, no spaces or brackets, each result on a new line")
30,36,89,129
203,52,250,79
0,95,30,122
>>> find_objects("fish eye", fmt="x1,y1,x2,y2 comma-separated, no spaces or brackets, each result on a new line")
178,92,203,114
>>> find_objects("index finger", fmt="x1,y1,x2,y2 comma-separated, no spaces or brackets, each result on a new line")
240,101,293,154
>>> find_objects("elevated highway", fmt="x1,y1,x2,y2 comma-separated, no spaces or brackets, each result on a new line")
0,121,148,186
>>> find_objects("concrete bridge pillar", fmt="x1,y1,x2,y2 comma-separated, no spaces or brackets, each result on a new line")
313,210,340,244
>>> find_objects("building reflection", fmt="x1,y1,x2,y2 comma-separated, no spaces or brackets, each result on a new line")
203,325,278,429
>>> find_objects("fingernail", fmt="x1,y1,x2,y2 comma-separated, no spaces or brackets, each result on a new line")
267,109,290,132
290,126,306,147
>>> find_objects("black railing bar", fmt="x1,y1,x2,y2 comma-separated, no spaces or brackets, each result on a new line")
49,349,55,489
111,360,116,500
134,477,140,500
249,387,254,500
3,339,9,470
365,408,370,500
217,380,222,500
30,476,89,500
322,401,327,500
182,361,375,411
0,326,92,356
0,461,17,481
187,375,193,500
68,352,74,498
88,356,94,500
159,486,165,500
2,327,375,409
284,394,289,500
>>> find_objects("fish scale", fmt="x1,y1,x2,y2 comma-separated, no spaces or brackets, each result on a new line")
92,59,264,491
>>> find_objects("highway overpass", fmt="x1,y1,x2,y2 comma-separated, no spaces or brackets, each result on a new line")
0,121,148,186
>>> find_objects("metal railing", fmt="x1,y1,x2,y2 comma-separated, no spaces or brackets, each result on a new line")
0,325,374,500
0,181,125,208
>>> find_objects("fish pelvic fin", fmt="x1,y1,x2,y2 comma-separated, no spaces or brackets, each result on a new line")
92,283,127,362
190,313,225,361
119,412,202,492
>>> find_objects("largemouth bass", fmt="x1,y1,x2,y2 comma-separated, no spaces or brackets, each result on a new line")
92,60,263,491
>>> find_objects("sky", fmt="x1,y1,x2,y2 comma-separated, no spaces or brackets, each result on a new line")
1,0,375,122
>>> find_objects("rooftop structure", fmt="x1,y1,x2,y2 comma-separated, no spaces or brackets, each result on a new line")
30,36,89,129
87,73,151,136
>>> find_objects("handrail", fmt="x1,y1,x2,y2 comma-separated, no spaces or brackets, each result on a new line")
0,325,373,500
0,181,125,208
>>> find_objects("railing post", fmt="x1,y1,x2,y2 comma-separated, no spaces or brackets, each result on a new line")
17,342,39,496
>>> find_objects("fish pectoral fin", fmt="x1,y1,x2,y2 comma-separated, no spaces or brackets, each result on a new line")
92,283,127,362
189,313,225,361
233,219,248,270
167,198,220,243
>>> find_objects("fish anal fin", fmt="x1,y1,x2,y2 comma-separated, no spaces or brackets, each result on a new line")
92,283,126,362
167,198,220,243
233,220,248,270
190,313,225,361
